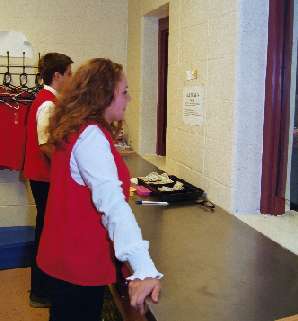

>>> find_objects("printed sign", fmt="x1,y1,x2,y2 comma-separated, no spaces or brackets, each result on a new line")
183,86,204,125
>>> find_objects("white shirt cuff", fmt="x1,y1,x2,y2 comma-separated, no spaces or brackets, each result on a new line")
125,244,163,280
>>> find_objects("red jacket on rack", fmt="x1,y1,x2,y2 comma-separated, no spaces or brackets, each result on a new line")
0,100,28,171
23,88,55,181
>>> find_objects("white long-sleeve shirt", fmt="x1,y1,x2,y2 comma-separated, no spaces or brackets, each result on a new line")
70,125,163,280
36,85,56,145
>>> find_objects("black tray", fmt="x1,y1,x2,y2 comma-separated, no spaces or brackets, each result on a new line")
137,175,204,203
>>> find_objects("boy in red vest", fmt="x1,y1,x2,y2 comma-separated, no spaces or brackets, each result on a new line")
23,53,73,307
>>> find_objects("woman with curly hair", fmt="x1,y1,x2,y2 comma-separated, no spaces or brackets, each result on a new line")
37,58,162,321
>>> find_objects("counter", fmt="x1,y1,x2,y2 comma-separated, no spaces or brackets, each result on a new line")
124,154,298,321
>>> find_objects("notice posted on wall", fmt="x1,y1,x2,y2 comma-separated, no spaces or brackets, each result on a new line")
183,86,204,125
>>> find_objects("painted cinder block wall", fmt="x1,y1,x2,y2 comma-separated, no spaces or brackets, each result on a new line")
0,0,269,225
126,0,269,214
0,0,128,226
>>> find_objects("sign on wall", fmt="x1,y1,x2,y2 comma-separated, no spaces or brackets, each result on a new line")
183,86,204,125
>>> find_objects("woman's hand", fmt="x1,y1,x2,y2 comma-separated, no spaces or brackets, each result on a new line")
128,277,161,315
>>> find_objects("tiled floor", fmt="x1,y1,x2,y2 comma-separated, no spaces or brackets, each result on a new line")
0,268,48,321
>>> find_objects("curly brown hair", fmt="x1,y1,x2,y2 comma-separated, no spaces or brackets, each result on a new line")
47,58,123,146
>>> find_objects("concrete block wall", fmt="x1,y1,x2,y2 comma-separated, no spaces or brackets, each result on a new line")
0,170,35,227
168,1,237,212
126,0,269,214
232,0,269,213
0,0,128,68
0,0,270,222
126,0,142,151
0,0,128,226
127,0,237,212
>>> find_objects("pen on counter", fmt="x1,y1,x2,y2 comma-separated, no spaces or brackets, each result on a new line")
135,200,169,206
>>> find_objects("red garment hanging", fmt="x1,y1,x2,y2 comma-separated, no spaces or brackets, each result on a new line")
0,101,29,170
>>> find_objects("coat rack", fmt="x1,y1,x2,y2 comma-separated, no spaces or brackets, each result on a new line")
0,51,41,87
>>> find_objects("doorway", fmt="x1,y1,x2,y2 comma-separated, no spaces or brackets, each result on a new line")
139,4,169,158
156,17,169,156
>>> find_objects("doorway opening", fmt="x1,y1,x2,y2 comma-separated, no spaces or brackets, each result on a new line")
139,4,169,164
156,17,169,156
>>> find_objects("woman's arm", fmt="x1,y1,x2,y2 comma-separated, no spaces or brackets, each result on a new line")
71,125,162,312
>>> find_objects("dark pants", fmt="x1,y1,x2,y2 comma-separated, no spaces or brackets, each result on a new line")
30,180,51,298
48,276,105,321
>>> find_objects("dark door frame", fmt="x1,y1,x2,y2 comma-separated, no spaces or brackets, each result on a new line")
156,16,169,156
260,0,294,215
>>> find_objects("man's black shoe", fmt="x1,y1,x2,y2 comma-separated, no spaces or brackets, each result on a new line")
29,293,51,308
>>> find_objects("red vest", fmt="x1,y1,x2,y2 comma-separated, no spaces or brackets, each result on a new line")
23,88,56,181
37,125,131,286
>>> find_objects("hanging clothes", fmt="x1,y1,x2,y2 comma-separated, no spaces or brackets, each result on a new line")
0,100,29,170
0,86,38,171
